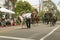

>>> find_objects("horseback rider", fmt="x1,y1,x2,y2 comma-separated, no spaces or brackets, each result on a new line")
43,11,50,24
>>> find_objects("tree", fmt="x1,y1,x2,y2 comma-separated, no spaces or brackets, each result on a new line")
0,12,3,18
15,1,35,16
43,0,57,12
15,1,23,14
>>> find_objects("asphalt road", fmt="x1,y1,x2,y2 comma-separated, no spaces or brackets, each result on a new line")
45,26,60,40
0,22,60,40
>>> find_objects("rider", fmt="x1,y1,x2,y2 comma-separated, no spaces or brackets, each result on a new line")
25,10,32,29
44,11,49,24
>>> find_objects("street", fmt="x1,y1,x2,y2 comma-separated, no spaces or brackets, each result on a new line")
0,0,60,40
0,22,60,40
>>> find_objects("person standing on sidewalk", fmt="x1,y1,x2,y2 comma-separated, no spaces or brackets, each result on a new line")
25,10,32,29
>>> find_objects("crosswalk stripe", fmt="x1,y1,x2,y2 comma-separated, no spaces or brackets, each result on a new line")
0,36,34,40
40,25,60,40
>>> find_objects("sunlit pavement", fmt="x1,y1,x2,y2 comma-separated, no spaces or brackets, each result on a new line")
0,21,60,40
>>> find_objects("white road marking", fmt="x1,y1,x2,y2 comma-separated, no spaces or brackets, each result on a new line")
0,36,34,40
40,25,60,40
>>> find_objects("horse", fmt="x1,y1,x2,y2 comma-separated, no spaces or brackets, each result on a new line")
16,16,25,28
31,11,39,24
34,15,40,23
42,13,50,24
50,16,57,26
42,12,57,26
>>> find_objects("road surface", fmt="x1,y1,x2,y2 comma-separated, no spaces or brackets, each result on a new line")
0,22,60,40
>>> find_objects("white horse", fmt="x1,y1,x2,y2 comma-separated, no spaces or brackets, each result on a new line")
18,16,25,28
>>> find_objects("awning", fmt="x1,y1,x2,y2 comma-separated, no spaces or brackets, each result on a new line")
0,7,15,14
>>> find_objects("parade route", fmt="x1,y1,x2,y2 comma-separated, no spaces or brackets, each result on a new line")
0,22,60,40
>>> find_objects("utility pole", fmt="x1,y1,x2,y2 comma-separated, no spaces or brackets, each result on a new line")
39,0,43,12
39,0,40,13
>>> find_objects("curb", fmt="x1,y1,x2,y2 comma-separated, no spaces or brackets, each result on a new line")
0,26,22,32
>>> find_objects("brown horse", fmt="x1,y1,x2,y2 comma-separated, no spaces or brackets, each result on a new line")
31,11,39,24
35,15,40,23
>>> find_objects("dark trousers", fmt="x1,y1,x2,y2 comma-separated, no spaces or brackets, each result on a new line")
6,21,11,26
0,22,2,26
26,18,31,28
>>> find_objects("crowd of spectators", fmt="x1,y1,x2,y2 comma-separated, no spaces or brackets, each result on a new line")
0,17,16,27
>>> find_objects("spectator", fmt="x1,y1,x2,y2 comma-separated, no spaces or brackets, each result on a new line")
6,19,11,26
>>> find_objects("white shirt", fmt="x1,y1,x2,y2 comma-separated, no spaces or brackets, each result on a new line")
22,13,31,18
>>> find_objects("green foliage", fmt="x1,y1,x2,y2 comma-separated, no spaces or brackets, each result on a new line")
43,0,57,13
15,1,23,13
38,11,44,17
16,20,21,25
15,1,35,16
55,11,60,21
0,12,3,18
31,7,36,11
23,1,31,11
